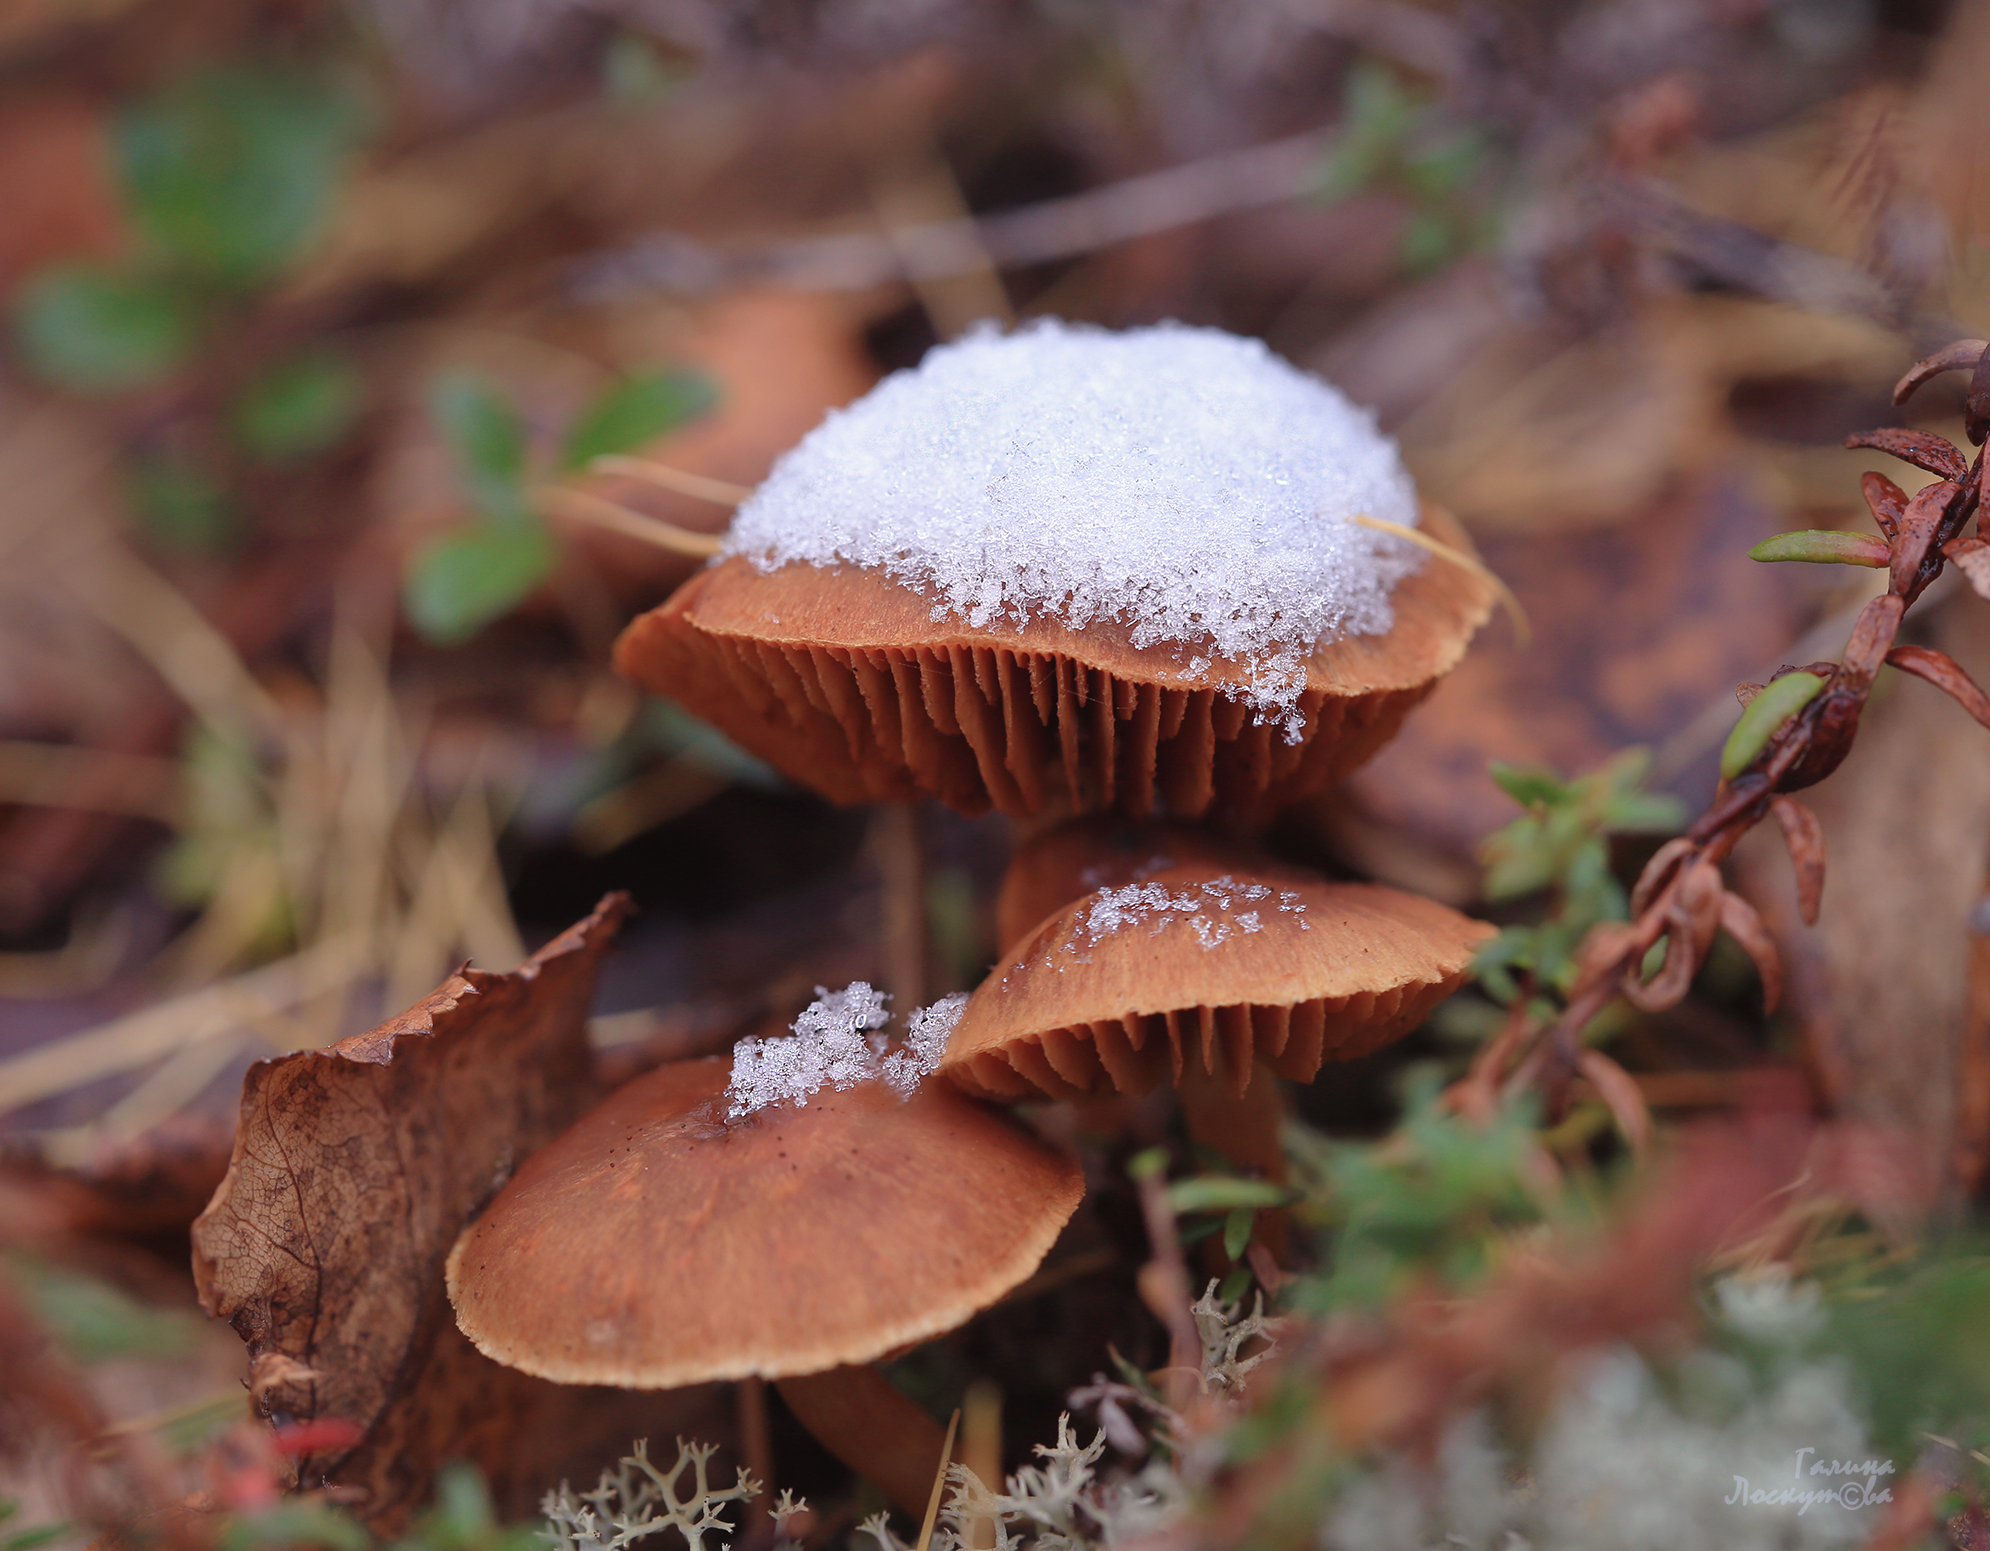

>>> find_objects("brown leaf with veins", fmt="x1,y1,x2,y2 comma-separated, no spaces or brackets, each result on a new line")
190,893,718,1529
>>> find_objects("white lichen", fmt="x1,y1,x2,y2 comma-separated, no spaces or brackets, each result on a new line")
541,1439,759,1551
1320,1277,1876,1551
861,1416,1187,1551
1191,1280,1286,1395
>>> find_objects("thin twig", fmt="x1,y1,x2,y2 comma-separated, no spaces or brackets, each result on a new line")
573,128,1337,297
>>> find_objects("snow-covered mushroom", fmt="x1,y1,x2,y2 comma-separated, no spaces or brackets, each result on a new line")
445,990,1081,1517
940,861,1491,1103
614,322,1493,821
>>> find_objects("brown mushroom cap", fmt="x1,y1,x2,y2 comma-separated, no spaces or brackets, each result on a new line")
941,864,1492,1102
993,817,1271,956
613,506,1492,821
445,1055,1083,1388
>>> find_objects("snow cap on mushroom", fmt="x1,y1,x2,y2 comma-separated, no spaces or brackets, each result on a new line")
614,321,1494,820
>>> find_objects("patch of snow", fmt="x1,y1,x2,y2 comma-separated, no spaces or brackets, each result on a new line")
724,319,1423,737
724,982,963,1118
1031,875,1293,969
884,992,969,1097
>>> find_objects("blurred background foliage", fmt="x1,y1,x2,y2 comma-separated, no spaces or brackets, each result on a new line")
3,0,1990,1546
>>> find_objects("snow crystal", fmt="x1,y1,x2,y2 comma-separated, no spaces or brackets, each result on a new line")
724,982,962,1118
724,319,1423,736
1045,875,1290,964
884,992,969,1097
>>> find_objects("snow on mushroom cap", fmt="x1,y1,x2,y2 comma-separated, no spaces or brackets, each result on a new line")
722,319,1424,735
724,982,969,1119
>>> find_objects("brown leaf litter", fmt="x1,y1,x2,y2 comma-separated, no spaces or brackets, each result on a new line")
190,892,727,1529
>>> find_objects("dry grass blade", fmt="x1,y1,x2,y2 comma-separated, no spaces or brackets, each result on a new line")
0,742,184,822
586,455,752,506
70,539,286,743
541,486,727,557
0,931,367,1117
1346,513,1530,644
915,1408,962,1551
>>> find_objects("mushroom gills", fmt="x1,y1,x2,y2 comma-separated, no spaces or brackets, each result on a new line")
948,985,1430,1101
640,614,1426,819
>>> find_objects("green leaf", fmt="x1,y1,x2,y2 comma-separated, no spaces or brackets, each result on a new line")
403,522,557,644
116,65,368,287
602,32,688,107
428,1462,497,1548
1402,131,1485,199
8,1256,197,1363
1222,1205,1255,1262
128,453,235,552
1748,529,1889,567
4,1523,71,1551
1399,207,1455,274
430,373,530,524
1316,62,1421,202
1601,789,1688,833
1126,1147,1170,1183
231,350,364,462
1489,762,1567,808
1167,1177,1303,1214
1720,671,1827,780
11,264,200,392
224,1501,370,1551
1217,1264,1254,1304
560,367,716,471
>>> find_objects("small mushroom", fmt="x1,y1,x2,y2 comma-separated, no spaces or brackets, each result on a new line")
614,323,1492,821
941,862,1491,1104
445,1052,1082,1516
992,817,1248,954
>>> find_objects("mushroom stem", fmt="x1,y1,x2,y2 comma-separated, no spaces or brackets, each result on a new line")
775,1365,951,1521
873,801,928,1012
1178,1056,1290,1263
736,1377,774,1535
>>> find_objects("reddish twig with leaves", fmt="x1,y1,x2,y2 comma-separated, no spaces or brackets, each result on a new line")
1457,337,1990,1128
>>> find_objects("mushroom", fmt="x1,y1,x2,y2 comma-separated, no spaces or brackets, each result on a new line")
444,1047,1082,1518
941,859,1492,1105
613,322,1493,821
949,838,1488,1262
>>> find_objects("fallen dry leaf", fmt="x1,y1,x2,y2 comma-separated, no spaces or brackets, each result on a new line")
190,893,725,1528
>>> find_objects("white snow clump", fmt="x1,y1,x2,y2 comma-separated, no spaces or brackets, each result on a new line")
723,319,1423,736
724,982,968,1119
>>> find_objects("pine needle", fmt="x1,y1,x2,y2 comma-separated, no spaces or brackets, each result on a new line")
916,1408,961,1551
587,455,753,506
540,486,727,558
1347,512,1530,646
